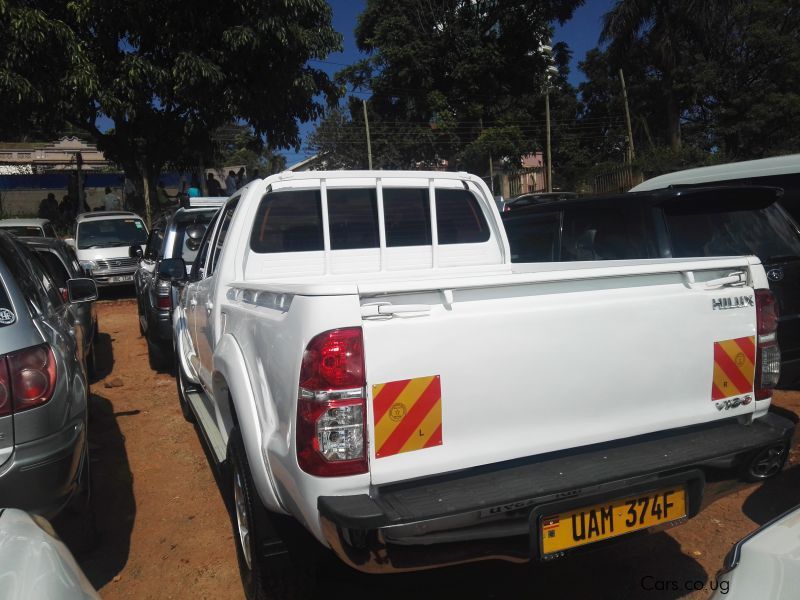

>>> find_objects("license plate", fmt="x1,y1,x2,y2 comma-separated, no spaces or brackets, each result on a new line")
539,486,687,556
111,275,133,282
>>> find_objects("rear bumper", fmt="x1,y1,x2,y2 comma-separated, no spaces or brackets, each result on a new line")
0,418,87,519
319,413,795,573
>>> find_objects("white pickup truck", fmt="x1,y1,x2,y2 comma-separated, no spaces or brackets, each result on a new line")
163,170,794,597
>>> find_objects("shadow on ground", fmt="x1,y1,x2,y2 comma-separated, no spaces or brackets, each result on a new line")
98,284,136,302
742,463,800,525
313,530,708,600
54,393,137,589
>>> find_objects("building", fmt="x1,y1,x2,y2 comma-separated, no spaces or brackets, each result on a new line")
0,136,111,172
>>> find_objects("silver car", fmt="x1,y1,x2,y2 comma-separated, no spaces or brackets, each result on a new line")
0,230,96,517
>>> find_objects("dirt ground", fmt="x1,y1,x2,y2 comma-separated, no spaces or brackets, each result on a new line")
54,295,800,600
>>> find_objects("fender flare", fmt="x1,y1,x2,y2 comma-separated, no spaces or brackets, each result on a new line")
213,333,285,514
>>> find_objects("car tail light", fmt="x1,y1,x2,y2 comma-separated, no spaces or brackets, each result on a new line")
296,328,367,477
156,279,172,310
0,344,58,414
755,289,780,400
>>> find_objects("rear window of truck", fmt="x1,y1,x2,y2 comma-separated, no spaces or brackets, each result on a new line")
665,203,800,260
250,187,490,253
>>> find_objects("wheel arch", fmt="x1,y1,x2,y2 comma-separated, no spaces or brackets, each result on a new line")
213,333,286,514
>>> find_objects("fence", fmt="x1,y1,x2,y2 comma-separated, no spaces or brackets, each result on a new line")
593,164,644,194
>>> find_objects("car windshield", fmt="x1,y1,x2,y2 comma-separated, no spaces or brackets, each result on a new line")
665,203,800,261
172,211,217,264
77,218,148,249
0,225,44,237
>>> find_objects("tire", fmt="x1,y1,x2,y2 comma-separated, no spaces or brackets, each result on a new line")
64,440,97,552
227,430,314,599
174,352,196,423
86,345,97,381
742,441,789,481
146,334,171,371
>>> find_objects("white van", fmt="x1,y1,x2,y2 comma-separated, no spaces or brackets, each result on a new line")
73,211,148,286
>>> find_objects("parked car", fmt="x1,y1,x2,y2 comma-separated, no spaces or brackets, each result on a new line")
73,211,148,286
712,504,800,599
501,185,800,387
0,218,58,238
0,230,96,518
503,191,577,211
0,508,99,599
630,153,800,224
21,237,99,376
132,200,223,368
162,170,793,597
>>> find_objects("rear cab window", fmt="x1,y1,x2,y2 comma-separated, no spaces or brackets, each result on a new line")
246,181,497,276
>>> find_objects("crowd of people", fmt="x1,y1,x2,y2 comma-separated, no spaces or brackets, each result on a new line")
35,166,260,230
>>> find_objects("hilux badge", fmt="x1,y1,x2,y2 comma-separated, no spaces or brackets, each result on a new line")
712,296,754,310
767,268,784,282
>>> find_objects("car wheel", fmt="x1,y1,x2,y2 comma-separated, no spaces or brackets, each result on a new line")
86,345,97,381
227,430,314,600
146,335,171,371
64,440,97,552
743,441,789,481
174,352,196,423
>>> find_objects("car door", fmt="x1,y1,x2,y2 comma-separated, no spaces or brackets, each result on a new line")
183,211,220,378
194,197,239,390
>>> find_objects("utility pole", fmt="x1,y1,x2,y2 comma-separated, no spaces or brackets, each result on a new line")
362,99,373,169
619,68,635,163
545,91,552,192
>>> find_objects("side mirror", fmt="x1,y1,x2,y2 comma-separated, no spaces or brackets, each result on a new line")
158,258,187,283
129,245,144,259
67,278,98,303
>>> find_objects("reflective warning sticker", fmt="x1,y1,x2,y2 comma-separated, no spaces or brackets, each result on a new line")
712,336,756,400
373,375,442,458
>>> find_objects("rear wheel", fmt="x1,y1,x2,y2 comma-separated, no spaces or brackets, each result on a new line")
146,334,171,371
742,442,789,481
227,430,315,599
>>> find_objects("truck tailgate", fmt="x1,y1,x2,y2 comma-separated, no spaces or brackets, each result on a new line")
361,259,760,485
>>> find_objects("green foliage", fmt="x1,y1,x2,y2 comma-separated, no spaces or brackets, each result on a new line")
217,128,287,176
0,0,340,217
310,0,584,171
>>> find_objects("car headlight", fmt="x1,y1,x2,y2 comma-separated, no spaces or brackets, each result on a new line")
79,260,97,272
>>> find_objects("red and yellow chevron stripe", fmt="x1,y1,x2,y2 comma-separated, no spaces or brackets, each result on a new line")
372,375,442,458
712,336,756,401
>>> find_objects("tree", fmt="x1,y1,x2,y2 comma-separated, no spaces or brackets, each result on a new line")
0,0,340,217
217,127,287,177
310,0,584,173
600,0,710,151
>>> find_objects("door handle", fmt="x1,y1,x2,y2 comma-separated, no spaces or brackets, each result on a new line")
205,301,214,312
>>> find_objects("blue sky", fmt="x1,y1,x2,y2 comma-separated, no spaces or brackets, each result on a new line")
284,0,615,166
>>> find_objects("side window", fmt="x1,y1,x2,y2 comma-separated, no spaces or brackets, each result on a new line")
502,212,561,262
250,190,323,253
208,198,240,276
28,250,64,311
144,229,165,260
0,239,45,315
561,205,656,261
328,188,379,250
383,188,431,247
435,189,490,244
45,225,57,237
191,210,222,281
36,251,69,289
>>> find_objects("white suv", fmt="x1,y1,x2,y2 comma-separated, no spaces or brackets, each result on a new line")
73,211,148,286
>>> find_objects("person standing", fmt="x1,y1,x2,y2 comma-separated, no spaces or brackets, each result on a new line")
206,172,222,196
225,170,237,195
38,193,59,220
103,187,121,211
236,167,245,189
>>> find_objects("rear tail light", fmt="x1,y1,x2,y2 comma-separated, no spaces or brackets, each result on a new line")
0,344,57,414
296,328,367,477
156,279,172,310
755,289,780,399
